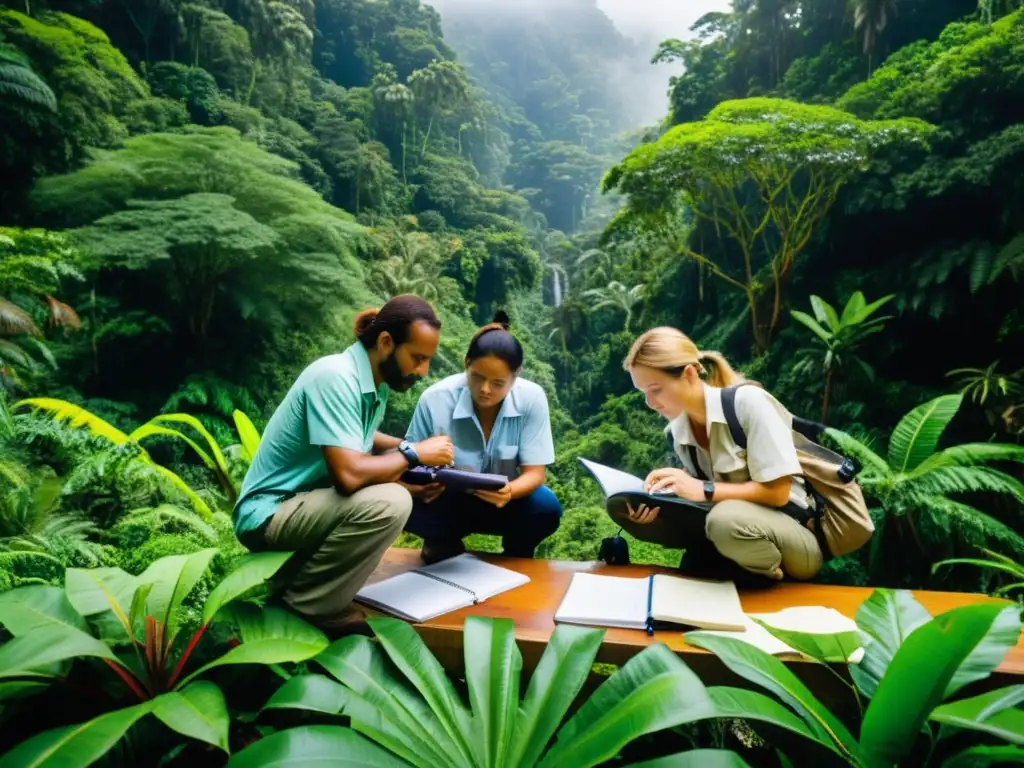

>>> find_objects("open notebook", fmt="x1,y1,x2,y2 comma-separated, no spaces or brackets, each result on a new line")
554,572,746,633
355,554,530,622
579,458,711,537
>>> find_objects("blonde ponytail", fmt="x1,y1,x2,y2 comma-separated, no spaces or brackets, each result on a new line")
624,327,745,387
697,350,744,388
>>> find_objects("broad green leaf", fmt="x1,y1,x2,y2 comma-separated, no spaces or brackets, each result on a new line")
508,624,605,768
888,394,963,473
839,291,867,326
860,602,1012,767
152,464,212,518
0,585,88,636
849,294,895,326
137,548,216,645
64,567,137,642
152,680,230,753
930,685,1024,745
263,674,348,715
0,701,152,768
233,409,262,463
810,295,839,332
850,588,932,699
946,604,1021,698
129,582,154,642
226,724,410,767
12,398,130,443
464,616,519,768
942,745,1024,767
749,620,862,664
0,624,116,678
685,632,857,760
130,423,218,472
708,687,824,745
0,681,50,703
178,606,328,688
630,748,752,767
368,618,475,767
202,551,293,624
540,644,716,767
791,310,833,345
315,635,464,768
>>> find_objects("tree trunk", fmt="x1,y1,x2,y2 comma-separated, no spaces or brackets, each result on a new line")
421,115,434,158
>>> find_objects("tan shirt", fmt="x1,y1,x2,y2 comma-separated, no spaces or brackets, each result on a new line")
667,384,810,509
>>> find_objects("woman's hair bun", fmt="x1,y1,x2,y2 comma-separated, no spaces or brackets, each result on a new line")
492,310,511,329
352,307,380,337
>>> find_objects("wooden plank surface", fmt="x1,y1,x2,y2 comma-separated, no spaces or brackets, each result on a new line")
363,547,1024,681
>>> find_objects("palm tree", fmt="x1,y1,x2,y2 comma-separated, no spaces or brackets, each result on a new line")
0,43,56,112
369,231,442,301
852,0,899,74
827,393,1024,584
582,281,646,332
407,59,470,157
791,290,894,422
575,248,614,290
541,298,587,357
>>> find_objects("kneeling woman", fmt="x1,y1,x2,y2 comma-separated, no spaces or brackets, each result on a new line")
618,327,822,582
403,314,562,564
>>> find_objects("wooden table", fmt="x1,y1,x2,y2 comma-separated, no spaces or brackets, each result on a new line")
363,548,1024,715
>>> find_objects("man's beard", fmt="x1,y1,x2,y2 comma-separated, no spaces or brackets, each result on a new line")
380,351,419,392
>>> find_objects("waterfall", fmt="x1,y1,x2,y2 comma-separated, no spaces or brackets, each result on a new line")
552,268,563,307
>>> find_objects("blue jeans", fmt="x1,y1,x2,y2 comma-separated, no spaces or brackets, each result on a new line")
405,485,563,558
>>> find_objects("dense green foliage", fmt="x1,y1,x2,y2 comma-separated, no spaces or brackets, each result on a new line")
1,0,1023,763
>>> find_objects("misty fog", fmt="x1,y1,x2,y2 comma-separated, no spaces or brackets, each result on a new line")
427,0,730,128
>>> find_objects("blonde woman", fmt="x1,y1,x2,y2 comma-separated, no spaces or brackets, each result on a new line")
617,327,823,583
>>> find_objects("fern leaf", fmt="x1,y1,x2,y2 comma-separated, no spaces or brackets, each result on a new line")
888,394,963,474
907,466,1024,503
824,427,891,476
13,398,131,444
990,234,1024,284
0,61,57,112
151,465,212,519
925,496,1024,552
116,505,218,543
232,409,261,463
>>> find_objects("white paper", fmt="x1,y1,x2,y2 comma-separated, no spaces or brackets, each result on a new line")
355,572,474,622
652,574,746,631
578,457,645,497
554,572,648,629
696,606,864,661
415,553,530,600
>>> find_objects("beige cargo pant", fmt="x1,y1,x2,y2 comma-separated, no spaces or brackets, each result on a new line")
609,499,823,580
263,483,412,620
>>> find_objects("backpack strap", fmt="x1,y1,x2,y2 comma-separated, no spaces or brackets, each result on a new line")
666,426,708,480
720,384,750,451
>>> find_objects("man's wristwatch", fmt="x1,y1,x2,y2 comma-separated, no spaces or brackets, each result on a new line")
398,440,420,468
703,481,716,502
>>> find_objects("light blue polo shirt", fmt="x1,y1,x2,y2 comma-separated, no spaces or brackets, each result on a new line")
232,342,389,543
405,372,555,479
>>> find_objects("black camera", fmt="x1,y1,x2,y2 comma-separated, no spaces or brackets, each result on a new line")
599,532,630,565
837,456,860,483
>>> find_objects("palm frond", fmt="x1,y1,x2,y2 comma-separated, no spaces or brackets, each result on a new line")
888,394,963,473
906,465,1024,503
13,398,131,444
0,297,42,337
913,442,1024,474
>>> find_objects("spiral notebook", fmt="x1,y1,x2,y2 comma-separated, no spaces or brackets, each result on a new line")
355,554,530,622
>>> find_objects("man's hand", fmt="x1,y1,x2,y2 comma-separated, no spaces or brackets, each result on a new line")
400,481,446,504
627,501,661,524
644,467,705,502
472,483,513,509
414,435,454,466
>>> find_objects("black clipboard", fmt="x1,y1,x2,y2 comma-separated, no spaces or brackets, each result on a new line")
401,465,508,492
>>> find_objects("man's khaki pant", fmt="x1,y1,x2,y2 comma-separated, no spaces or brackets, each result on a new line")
264,483,413,620
609,499,822,580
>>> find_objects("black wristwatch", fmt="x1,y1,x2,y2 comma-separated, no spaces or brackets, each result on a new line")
703,480,716,502
398,440,420,468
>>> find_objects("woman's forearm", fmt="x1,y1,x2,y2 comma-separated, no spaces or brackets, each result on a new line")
709,476,791,508
509,465,545,500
